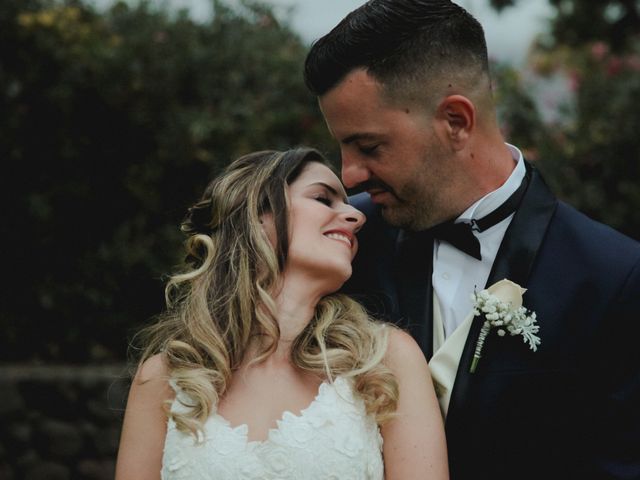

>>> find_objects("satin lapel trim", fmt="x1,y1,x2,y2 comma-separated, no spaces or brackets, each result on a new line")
395,230,434,359
446,164,558,428
486,166,558,287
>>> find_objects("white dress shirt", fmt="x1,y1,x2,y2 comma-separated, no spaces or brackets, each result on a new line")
432,144,526,338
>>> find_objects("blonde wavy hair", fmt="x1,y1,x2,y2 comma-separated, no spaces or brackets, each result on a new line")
135,147,398,436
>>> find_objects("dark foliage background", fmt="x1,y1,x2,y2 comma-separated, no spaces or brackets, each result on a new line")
1,0,333,363
2,0,639,363
492,0,640,237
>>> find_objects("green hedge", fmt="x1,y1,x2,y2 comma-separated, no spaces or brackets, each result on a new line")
1,0,333,362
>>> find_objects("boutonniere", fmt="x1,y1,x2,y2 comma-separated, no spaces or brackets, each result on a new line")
469,279,540,373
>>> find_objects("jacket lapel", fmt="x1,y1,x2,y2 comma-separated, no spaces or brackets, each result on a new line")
395,230,435,359
485,166,558,287
445,164,558,426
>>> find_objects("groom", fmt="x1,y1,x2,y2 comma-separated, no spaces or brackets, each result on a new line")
304,1,640,479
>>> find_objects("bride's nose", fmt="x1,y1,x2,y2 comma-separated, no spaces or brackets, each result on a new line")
340,205,366,232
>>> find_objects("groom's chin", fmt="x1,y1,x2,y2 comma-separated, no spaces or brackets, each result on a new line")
380,206,419,230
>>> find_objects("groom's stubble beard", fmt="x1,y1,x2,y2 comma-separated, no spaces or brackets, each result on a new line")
380,146,453,232
380,181,439,231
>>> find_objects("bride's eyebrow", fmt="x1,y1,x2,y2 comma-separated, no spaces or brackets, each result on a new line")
310,182,347,202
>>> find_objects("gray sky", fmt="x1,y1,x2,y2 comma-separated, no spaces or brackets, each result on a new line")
265,0,553,65
92,0,553,66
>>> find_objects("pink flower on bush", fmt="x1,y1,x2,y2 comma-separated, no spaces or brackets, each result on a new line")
568,69,581,92
607,57,623,76
625,55,640,72
590,42,609,61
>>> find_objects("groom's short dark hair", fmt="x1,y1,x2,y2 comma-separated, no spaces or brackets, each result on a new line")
304,0,491,104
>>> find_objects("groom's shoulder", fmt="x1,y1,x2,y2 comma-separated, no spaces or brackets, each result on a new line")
528,165,639,260
550,200,640,266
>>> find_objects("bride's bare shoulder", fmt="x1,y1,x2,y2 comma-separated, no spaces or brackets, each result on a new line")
385,327,429,372
134,353,169,384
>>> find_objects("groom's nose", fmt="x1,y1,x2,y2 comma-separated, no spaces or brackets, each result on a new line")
341,153,370,189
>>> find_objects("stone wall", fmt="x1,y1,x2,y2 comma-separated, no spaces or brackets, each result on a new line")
0,364,131,480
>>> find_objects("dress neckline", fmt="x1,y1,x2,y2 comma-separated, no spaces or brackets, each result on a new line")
211,377,346,445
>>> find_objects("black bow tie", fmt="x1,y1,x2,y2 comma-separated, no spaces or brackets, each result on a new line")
429,174,529,260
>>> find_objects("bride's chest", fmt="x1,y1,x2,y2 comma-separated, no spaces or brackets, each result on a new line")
161,378,383,480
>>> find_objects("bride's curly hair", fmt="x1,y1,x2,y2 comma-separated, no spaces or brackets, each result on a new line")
134,147,398,436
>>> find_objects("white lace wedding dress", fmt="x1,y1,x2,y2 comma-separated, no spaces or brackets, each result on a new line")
161,376,384,479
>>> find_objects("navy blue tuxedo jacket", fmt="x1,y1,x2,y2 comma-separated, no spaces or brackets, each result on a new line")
344,164,640,479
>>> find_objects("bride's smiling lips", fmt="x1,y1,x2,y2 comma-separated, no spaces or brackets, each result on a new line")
323,229,355,248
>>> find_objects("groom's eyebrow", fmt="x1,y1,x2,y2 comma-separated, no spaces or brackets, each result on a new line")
341,132,380,144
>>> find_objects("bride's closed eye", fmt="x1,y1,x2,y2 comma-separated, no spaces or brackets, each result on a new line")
314,195,333,206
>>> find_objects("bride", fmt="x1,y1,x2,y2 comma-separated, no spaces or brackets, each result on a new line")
115,147,448,479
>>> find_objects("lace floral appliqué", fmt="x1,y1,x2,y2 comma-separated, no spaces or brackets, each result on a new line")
161,377,384,480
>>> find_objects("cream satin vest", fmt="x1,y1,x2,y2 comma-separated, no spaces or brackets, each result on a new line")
428,295,475,418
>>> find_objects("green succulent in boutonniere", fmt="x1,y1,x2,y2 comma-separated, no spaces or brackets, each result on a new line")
469,279,541,373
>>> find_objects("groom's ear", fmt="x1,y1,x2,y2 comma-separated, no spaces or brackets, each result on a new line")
436,95,475,150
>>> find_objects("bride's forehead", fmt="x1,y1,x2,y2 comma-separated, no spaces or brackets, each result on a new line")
292,162,341,187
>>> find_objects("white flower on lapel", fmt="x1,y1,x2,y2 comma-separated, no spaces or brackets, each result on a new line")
469,279,540,373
